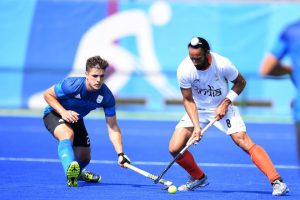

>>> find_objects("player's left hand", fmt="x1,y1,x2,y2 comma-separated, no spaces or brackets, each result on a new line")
187,126,202,145
215,98,231,119
118,153,131,167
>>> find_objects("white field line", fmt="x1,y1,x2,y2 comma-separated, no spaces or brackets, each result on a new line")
0,157,299,170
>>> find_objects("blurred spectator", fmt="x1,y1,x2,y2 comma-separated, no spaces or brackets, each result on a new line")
260,20,300,162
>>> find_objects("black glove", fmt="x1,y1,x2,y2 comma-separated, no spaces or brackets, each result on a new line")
118,152,131,164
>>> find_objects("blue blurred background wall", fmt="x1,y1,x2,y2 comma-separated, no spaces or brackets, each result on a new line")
1,0,299,119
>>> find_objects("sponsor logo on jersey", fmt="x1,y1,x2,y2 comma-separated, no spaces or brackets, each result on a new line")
192,80,222,97
96,95,103,103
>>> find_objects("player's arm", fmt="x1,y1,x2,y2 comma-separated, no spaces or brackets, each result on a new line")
43,85,79,123
105,115,130,167
216,73,246,119
259,53,292,76
230,72,246,96
181,87,202,142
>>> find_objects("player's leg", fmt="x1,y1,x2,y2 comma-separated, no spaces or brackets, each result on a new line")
230,131,289,195
230,131,280,181
43,111,80,187
216,105,280,182
71,119,101,183
216,106,288,195
54,125,80,187
169,126,205,179
73,146,100,183
169,114,208,191
73,147,91,170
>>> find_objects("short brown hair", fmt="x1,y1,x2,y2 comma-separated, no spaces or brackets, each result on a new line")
86,56,109,72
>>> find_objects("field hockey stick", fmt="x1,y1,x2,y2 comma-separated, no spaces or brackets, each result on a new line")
154,117,218,184
124,163,173,187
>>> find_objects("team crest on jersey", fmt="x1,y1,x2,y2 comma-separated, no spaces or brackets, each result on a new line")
214,73,219,81
74,94,81,99
96,95,103,103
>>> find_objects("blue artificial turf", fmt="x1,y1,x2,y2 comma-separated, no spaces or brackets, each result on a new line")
0,116,299,200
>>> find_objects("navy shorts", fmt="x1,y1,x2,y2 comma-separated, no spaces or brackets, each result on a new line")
43,111,90,147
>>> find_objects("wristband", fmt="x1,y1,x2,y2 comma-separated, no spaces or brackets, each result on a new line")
226,90,238,102
118,152,124,157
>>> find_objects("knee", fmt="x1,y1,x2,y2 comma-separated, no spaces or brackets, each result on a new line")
169,144,181,156
56,132,74,141
235,137,246,147
233,132,254,151
169,128,192,156
169,148,177,157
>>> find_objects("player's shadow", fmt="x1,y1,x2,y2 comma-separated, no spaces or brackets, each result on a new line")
194,189,276,195
221,190,270,195
79,181,161,189
223,190,290,196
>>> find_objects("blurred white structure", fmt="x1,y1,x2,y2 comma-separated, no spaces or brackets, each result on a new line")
28,0,180,109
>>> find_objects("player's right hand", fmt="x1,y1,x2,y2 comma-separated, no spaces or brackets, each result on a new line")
215,98,231,120
61,110,79,123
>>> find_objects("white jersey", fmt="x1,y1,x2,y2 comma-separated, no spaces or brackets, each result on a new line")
177,52,238,110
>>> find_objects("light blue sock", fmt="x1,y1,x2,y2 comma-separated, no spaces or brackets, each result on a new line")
58,139,75,175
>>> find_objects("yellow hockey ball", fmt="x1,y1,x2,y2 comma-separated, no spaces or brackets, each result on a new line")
168,185,177,194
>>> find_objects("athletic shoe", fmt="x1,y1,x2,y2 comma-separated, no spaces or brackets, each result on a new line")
178,174,209,191
66,161,80,187
79,169,101,183
272,179,289,196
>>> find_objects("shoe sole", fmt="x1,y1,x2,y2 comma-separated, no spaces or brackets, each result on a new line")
67,161,80,187
192,181,209,191
82,176,101,183
178,179,209,191
89,176,101,183
273,188,289,196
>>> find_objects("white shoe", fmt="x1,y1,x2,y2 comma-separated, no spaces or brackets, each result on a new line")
178,174,209,191
272,179,289,196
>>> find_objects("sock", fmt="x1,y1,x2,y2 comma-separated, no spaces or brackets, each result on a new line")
176,150,204,180
58,139,75,175
247,144,280,183
78,161,89,173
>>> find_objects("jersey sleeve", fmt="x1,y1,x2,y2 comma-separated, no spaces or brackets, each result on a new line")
222,58,239,82
102,85,116,117
54,78,80,99
177,63,191,88
271,31,288,60
103,103,116,117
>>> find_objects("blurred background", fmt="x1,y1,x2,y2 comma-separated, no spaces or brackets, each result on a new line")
1,0,299,122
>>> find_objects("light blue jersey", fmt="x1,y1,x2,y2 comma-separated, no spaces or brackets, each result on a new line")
271,20,300,121
44,77,116,118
